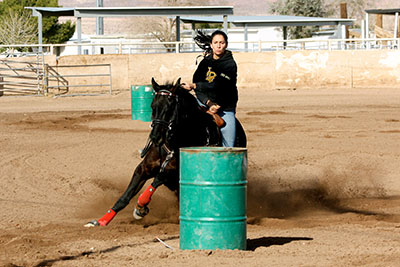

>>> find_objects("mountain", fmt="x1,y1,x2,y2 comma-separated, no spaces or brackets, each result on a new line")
58,0,272,16
57,0,400,35
57,0,273,35
58,0,400,15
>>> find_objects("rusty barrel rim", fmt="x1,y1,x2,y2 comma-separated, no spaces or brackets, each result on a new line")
180,147,247,153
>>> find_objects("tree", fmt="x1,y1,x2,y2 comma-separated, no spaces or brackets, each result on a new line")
42,18,75,44
149,0,213,44
129,0,215,51
326,0,375,28
0,9,37,45
269,0,329,39
0,0,75,44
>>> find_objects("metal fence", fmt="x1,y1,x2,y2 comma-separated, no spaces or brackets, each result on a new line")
1,38,399,57
44,63,112,97
0,56,44,95
1,37,399,96
0,54,112,96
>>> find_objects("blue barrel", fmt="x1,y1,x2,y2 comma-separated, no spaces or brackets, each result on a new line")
131,85,154,122
179,147,248,250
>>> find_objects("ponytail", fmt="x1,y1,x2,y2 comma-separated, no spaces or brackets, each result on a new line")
194,30,212,56
194,29,229,64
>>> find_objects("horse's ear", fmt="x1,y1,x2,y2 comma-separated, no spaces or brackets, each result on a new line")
172,77,181,93
175,77,181,86
151,77,160,92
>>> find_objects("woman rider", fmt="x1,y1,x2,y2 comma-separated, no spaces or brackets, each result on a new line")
182,30,238,147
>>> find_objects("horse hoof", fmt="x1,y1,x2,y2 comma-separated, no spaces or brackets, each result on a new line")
133,205,149,220
84,220,100,227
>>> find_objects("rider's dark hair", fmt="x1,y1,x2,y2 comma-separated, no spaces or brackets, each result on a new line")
194,30,228,57
211,30,228,44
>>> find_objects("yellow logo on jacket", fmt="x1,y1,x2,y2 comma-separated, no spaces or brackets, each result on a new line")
206,67,216,83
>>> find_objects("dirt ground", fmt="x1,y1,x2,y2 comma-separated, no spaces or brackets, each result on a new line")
0,87,399,267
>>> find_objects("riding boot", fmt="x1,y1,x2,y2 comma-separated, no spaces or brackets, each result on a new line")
97,209,117,226
205,117,221,146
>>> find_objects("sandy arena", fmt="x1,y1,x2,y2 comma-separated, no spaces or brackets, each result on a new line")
0,87,399,266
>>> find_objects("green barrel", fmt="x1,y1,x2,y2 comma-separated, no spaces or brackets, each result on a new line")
179,147,248,250
131,85,154,122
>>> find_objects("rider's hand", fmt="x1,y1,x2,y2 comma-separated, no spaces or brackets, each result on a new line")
209,104,220,114
181,83,195,91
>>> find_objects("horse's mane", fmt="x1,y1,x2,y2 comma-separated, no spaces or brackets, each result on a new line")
153,81,202,122
152,80,221,148
175,86,202,114
156,81,176,91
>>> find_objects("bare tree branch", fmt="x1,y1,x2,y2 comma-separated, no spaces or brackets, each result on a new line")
0,9,37,56
127,0,213,52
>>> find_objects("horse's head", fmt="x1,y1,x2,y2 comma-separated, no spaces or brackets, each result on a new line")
149,77,181,146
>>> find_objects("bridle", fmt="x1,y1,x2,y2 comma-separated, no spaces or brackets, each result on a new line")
141,88,180,173
150,89,179,138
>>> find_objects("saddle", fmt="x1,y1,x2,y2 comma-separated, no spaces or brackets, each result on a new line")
199,106,225,127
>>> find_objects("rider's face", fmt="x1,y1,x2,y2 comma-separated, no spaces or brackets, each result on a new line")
211,34,227,58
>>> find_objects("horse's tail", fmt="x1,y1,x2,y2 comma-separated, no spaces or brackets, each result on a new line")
235,119,247,148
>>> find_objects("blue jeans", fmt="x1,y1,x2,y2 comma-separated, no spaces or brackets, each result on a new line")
218,110,236,147
195,98,236,147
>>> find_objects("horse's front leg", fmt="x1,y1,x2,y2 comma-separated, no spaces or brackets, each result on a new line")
85,148,159,227
133,156,178,220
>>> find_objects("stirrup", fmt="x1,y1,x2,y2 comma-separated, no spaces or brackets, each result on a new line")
133,205,150,220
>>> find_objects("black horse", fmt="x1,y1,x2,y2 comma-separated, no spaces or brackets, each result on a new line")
85,78,246,227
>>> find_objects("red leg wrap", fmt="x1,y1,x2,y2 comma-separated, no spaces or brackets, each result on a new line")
97,209,116,226
137,185,156,207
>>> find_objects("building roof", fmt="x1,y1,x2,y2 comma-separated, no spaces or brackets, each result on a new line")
25,6,234,17
25,6,234,51
25,7,75,17
179,15,355,27
365,8,400,15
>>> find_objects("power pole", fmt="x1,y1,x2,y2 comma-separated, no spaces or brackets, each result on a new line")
340,2,349,39
96,0,104,35
376,14,383,28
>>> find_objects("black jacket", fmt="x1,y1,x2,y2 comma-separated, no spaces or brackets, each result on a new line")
193,50,238,111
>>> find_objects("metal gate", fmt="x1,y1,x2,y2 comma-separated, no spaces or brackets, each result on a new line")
0,56,112,97
44,63,112,97
0,55,44,95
